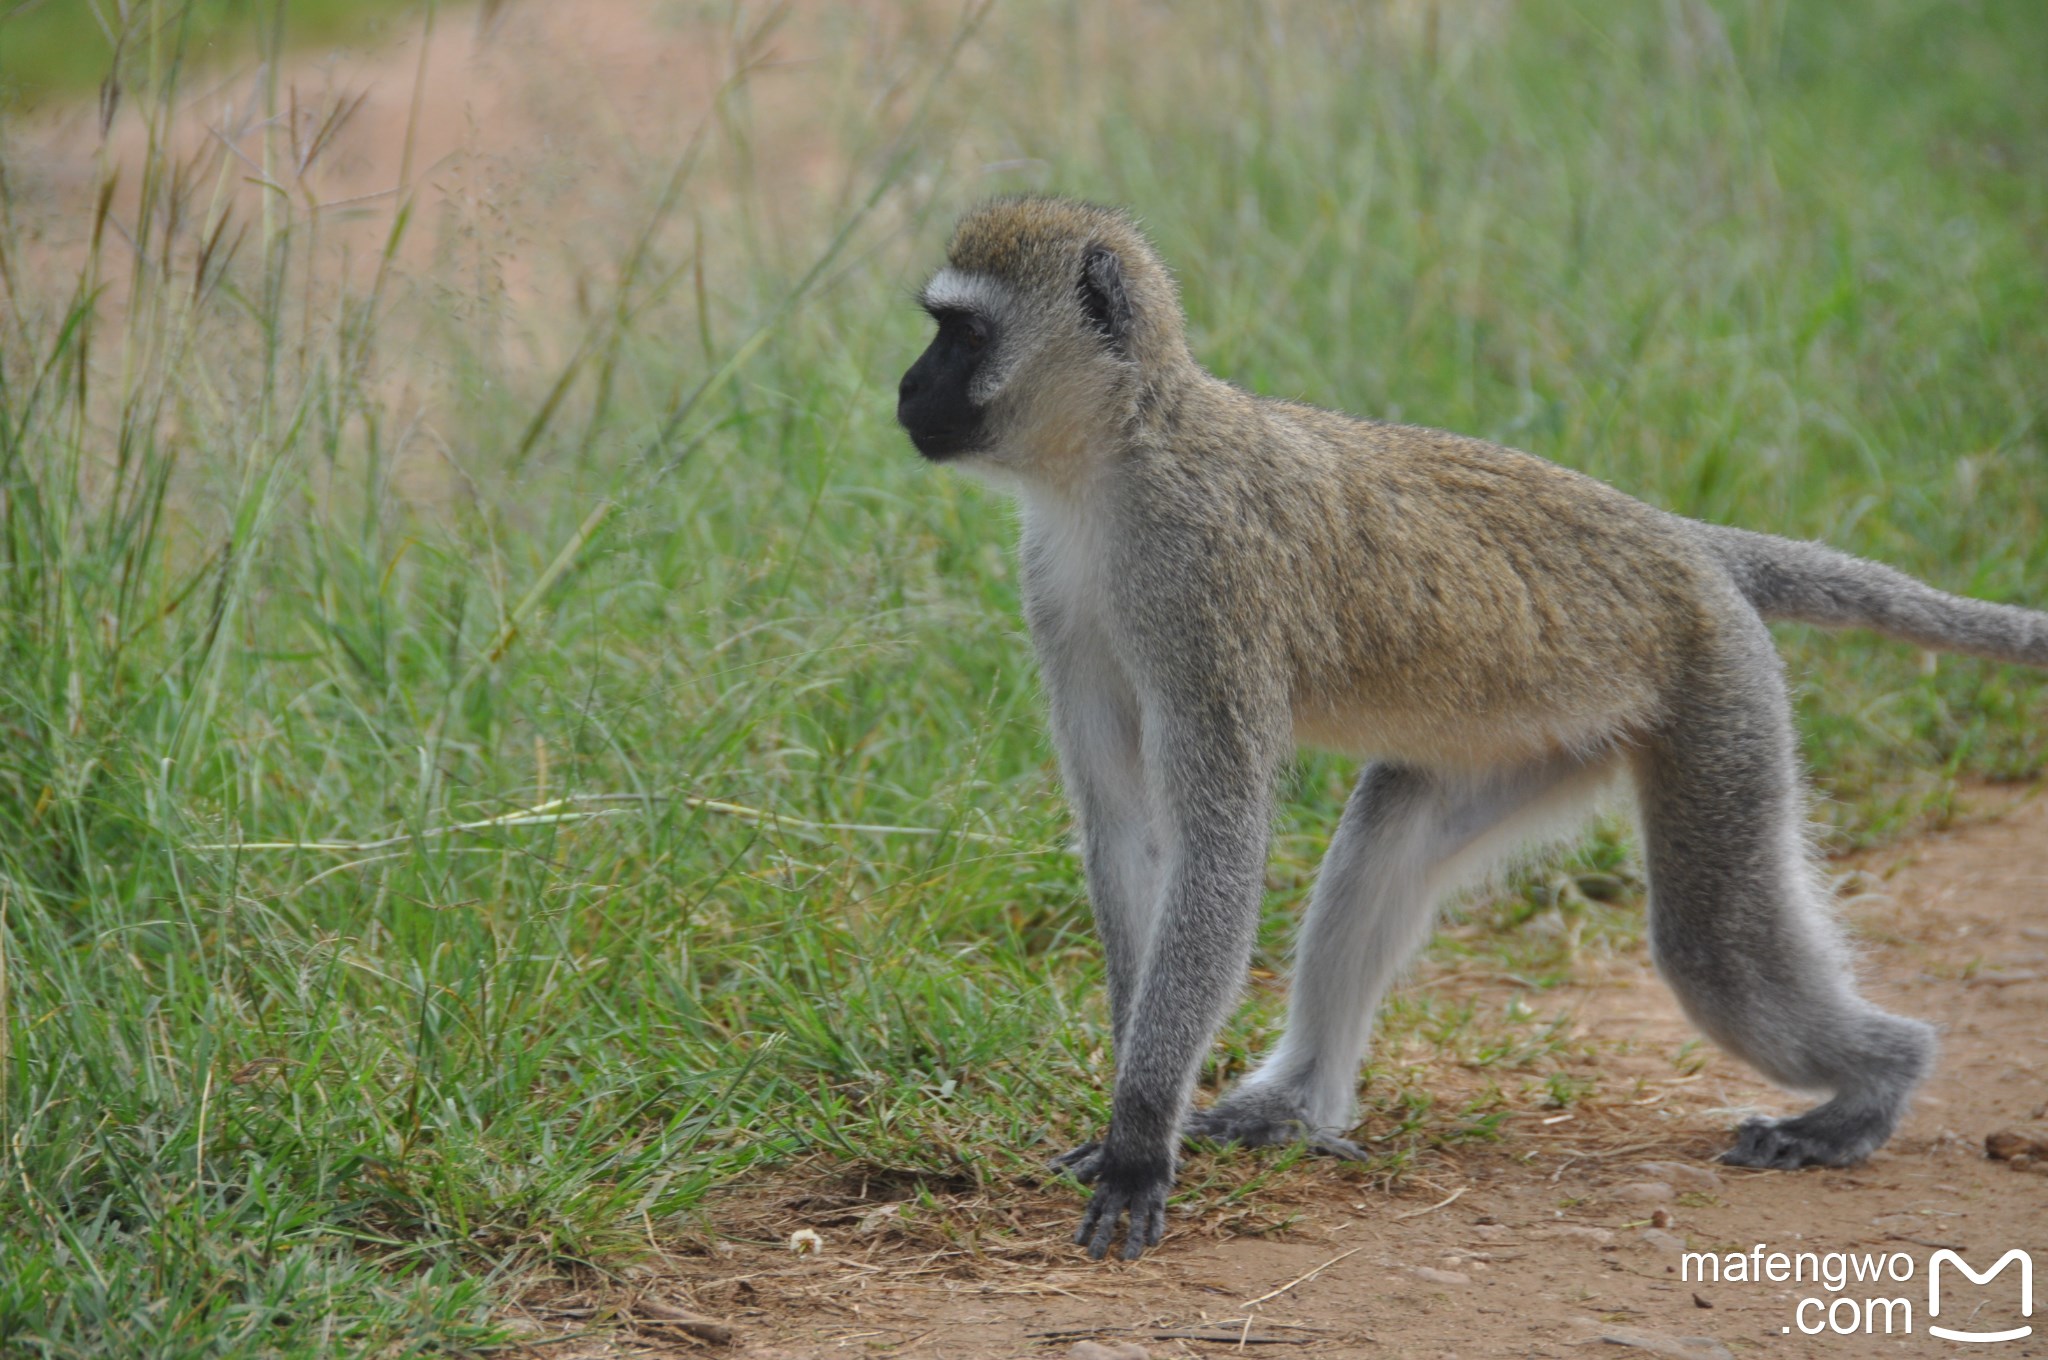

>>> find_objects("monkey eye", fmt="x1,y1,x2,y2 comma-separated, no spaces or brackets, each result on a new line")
928,306,990,352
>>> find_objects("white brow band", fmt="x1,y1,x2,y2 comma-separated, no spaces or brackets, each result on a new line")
920,268,1004,315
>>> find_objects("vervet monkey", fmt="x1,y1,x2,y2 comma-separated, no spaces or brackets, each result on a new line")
895,195,2048,1261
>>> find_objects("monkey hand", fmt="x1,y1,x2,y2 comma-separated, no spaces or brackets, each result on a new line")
1071,1151,1172,1261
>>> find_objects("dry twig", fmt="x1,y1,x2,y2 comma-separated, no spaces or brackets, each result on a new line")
1239,1244,1367,1309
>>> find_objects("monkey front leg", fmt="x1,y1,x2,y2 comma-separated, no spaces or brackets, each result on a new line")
1037,651,1161,1178
1073,755,1274,1260
1052,699,1157,1054
1031,626,1159,1030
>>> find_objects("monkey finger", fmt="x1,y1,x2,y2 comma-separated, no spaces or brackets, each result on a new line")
1120,1198,1166,1260
1079,1194,1124,1260
1308,1132,1369,1161
1048,1140,1105,1181
1073,1191,1108,1247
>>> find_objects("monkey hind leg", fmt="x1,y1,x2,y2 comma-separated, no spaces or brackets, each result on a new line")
1632,656,1935,1171
1189,753,1616,1159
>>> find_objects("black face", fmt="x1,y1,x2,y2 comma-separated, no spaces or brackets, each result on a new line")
897,308,992,461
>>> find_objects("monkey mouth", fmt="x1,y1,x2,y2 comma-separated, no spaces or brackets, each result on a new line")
902,423,984,462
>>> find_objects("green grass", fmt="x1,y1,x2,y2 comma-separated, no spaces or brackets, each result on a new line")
0,0,422,106
2,0,2044,1353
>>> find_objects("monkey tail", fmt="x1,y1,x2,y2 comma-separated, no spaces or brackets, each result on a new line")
1702,523,2048,669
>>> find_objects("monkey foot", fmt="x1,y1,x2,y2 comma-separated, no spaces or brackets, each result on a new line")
1720,1114,1876,1170
1183,1104,1368,1161
1075,1157,1171,1261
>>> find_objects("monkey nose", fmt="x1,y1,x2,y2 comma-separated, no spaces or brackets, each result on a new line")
898,370,922,402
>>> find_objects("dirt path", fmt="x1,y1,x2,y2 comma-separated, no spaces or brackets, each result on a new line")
516,790,2047,1359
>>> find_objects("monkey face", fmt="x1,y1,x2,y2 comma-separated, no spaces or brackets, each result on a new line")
901,211,1148,481
897,306,993,461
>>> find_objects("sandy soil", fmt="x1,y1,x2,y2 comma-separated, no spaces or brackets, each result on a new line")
510,788,2048,1359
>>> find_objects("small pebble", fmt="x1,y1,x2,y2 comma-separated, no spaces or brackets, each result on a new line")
1574,1324,1734,1358
856,1203,902,1235
1068,1343,1148,1360
1539,1224,1616,1244
1639,1228,1686,1255
1410,1266,1471,1286
1985,1129,2048,1161
1635,1161,1722,1194
1609,1180,1677,1204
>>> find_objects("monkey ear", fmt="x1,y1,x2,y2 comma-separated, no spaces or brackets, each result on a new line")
1078,245,1134,352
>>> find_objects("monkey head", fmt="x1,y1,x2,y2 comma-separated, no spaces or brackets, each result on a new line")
897,196,1191,483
